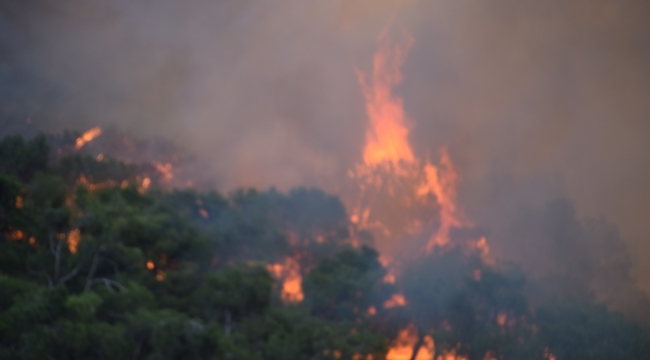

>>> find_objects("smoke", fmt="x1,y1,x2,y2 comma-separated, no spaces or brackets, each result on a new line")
2,0,650,306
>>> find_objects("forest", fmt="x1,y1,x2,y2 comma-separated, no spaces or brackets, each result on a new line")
1,133,649,360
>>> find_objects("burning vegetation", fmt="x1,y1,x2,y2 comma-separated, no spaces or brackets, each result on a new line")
1,129,649,358
0,20,649,360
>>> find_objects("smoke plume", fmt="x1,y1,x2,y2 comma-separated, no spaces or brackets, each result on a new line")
2,0,649,310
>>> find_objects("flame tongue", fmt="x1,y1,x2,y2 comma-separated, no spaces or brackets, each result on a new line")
75,127,102,149
357,28,415,167
352,25,473,255
418,150,467,251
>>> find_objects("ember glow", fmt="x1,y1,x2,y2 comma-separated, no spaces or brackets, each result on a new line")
383,293,407,309
67,229,80,254
7,229,25,241
75,127,102,149
267,257,304,304
154,162,174,181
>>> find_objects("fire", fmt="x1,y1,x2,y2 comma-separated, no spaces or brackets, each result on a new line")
418,150,468,251
76,175,117,191
350,23,494,360
154,162,173,181
543,347,556,360
146,260,155,270
467,237,492,264
267,257,304,304
496,311,507,327
383,273,396,284
7,229,24,241
384,293,407,309
386,325,419,360
156,270,166,281
379,255,397,283
140,177,151,193
75,127,102,149
15,196,23,209
357,26,415,167
437,350,468,360
67,229,80,254
415,336,435,360
350,23,474,256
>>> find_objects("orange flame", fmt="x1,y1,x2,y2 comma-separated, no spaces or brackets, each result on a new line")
267,257,304,304
496,311,507,327
154,162,173,181
415,336,435,360
418,149,468,251
467,237,492,264
386,325,419,360
358,26,415,167
139,177,151,193
76,175,117,191
384,293,407,309
379,255,397,283
15,196,23,209
75,127,102,149
437,350,468,360
352,24,474,256
67,229,80,254
543,347,556,360
7,229,25,241
156,270,166,281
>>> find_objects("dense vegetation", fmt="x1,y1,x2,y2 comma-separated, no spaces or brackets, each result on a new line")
0,134,648,359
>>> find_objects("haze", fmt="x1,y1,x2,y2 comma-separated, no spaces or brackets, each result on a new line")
1,0,649,297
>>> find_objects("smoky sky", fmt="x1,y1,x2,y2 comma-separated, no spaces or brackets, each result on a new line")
2,0,650,293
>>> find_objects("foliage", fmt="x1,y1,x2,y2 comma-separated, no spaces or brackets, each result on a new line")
0,134,648,359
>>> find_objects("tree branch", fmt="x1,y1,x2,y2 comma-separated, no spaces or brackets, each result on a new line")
84,253,101,292
106,258,120,277
28,268,53,289
48,233,56,256
57,262,82,285
132,340,142,360
54,236,64,280
88,278,125,292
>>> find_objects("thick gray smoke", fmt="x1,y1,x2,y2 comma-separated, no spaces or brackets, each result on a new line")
2,0,649,311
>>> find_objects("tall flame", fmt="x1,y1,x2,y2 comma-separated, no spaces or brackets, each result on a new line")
418,149,468,251
357,27,415,167
75,127,102,150
353,24,471,254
